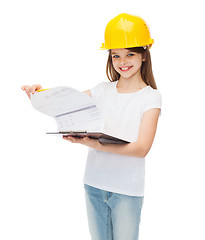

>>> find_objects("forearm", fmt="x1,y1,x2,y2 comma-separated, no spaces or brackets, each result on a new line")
96,141,146,158
63,136,147,158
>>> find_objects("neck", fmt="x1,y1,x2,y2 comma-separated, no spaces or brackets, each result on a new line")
118,74,146,90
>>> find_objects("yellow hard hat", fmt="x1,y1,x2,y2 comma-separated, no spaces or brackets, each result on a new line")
100,13,154,50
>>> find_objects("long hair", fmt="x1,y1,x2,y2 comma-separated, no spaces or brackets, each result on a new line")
106,47,157,89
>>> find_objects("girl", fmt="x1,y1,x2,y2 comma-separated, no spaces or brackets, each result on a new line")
22,13,162,240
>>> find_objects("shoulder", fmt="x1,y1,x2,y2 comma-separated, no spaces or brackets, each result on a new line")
95,81,114,87
91,81,114,92
144,86,162,101
142,86,162,114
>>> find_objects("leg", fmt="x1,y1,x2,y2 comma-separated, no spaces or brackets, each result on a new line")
84,184,113,240
108,193,144,240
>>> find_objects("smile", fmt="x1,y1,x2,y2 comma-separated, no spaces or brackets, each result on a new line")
119,66,133,72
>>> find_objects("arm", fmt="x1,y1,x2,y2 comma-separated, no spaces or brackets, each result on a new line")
22,85,90,99
22,85,91,99
64,108,161,158
97,109,160,158
96,108,161,157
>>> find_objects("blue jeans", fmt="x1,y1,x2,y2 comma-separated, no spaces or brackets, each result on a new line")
84,184,144,240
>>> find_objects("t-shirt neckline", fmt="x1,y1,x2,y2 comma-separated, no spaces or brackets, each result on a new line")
114,81,150,95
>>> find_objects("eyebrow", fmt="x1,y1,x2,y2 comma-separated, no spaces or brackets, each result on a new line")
111,50,134,55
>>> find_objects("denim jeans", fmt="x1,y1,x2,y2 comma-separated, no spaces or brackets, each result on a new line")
84,184,144,240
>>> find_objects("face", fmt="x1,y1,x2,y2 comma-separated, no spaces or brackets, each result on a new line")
111,48,144,80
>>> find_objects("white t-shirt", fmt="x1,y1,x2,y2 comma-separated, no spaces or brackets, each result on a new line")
83,80,162,196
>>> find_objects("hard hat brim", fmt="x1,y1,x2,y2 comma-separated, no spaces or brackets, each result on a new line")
100,39,154,50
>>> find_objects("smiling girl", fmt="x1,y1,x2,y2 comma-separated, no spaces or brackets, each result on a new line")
22,13,162,240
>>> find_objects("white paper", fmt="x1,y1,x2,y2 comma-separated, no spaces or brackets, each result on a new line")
30,86,104,132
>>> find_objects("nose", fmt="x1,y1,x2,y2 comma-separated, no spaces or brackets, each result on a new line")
119,56,127,66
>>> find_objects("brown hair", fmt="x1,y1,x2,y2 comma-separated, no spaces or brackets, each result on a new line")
106,47,157,89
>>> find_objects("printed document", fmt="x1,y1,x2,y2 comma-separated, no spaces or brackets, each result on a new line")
30,86,104,132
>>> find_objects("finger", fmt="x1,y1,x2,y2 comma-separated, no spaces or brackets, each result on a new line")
21,85,26,91
83,137,89,141
68,136,78,143
31,85,37,94
31,84,43,94
21,85,30,92
67,136,82,143
23,86,32,99
63,136,74,142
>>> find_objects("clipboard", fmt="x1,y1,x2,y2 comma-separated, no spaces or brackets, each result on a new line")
46,131,130,144
32,87,130,145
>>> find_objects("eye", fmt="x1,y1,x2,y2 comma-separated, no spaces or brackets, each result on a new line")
112,55,120,58
128,53,134,57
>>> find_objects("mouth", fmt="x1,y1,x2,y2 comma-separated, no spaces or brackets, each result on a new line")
119,66,133,72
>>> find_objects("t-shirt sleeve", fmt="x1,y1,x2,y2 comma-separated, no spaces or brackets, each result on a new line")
90,81,107,100
143,89,162,115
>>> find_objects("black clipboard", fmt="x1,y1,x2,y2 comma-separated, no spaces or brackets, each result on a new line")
46,131,130,144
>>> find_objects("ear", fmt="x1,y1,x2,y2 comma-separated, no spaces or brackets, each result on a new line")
142,52,146,61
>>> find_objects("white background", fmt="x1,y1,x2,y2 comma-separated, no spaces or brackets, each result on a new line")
0,0,205,239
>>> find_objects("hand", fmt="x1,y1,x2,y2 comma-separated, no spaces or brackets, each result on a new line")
21,84,43,99
62,136,101,150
